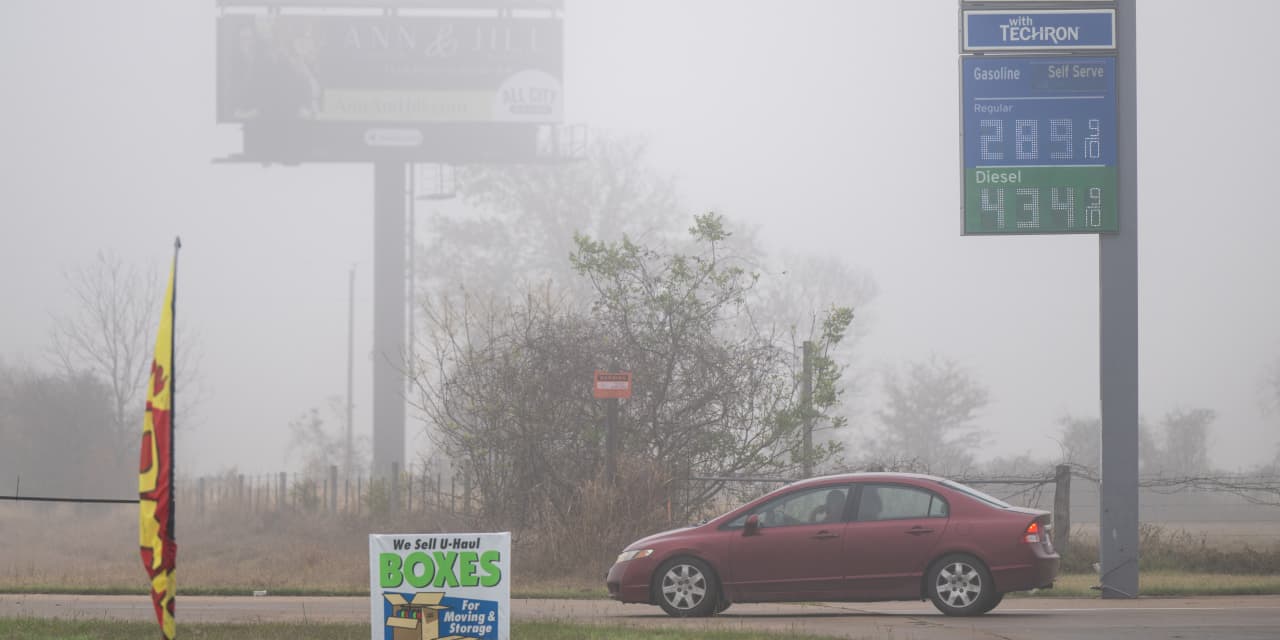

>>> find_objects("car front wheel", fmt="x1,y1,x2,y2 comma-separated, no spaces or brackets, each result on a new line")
926,554,995,616
654,557,719,617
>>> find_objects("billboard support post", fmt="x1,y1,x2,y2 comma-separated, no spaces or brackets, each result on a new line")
373,161,407,480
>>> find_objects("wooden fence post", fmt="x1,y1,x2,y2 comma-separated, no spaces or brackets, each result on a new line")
463,469,472,516
1054,464,1072,557
329,465,338,514
391,462,400,516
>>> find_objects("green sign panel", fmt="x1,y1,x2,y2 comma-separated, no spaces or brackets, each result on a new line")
964,166,1116,233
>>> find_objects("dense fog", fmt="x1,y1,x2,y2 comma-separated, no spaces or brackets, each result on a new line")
2,0,1278,491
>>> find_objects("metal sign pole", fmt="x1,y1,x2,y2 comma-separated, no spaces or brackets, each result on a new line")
1098,0,1139,598
605,398,619,484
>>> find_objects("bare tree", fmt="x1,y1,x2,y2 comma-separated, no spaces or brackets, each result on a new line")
418,135,683,299
1263,356,1280,463
1266,356,1280,414
871,355,990,475
0,361,125,496
1057,411,1197,477
48,252,160,463
1056,414,1102,474
286,397,370,480
1148,408,1215,475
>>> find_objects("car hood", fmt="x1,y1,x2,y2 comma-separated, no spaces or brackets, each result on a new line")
625,525,698,550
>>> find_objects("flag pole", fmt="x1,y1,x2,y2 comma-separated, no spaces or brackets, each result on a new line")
141,237,181,639
170,236,180,546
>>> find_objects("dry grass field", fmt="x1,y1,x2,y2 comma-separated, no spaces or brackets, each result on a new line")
5,502,1280,596
1,502,439,593
1066,520,1280,550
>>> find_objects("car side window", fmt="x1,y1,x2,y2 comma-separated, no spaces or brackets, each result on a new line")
856,485,948,521
726,486,850,529
928,493,949,517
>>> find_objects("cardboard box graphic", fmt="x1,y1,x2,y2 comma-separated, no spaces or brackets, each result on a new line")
384,592,472,640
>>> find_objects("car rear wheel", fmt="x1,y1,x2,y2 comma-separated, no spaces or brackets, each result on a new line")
975,591,1004,614
927,554,995,616
654,557,719,617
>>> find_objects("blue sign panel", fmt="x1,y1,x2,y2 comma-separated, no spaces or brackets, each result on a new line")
963,56,1116,167
961,56,1117,234
964,10,1115,51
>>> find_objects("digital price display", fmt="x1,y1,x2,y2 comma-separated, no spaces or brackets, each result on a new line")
962,56,1117,234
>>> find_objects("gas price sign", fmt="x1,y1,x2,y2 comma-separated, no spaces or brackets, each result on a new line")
962,56,1117,234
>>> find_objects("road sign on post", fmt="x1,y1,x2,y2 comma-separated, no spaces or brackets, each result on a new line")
592,371,632,399
594,370,631,484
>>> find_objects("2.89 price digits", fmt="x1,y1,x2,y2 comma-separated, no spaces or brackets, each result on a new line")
979,118,1102,163
978,186,1103,231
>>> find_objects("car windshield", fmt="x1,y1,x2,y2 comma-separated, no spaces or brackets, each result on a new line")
939,479,1012,509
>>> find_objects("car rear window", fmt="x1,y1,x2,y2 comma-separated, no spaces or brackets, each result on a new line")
939,479,1012,509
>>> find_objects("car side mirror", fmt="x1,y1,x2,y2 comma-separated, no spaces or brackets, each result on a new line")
744,514,760,536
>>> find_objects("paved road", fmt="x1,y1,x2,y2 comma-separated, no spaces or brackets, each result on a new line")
4,594,1280,639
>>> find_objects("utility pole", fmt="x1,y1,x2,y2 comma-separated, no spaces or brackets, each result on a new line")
407,164,416,393
345,264,355,483
801,340,814,477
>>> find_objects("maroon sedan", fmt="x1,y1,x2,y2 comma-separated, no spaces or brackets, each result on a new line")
606,472,1058,616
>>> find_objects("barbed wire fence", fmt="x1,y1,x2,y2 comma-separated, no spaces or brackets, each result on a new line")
12,461,1280,557
160,462,479,521
681,463,1280,557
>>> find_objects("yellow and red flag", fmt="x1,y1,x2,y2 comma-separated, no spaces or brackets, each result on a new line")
140,241,179,639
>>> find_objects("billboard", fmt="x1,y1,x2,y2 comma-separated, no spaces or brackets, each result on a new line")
217,14,563,126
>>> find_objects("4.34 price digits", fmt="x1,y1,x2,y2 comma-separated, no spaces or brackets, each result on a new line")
979,118,1102,163
978,186,1104,230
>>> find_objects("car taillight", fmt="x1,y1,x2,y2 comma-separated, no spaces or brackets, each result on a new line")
1023,520,1044,544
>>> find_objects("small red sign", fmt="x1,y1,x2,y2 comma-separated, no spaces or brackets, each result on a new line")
593,370,632,399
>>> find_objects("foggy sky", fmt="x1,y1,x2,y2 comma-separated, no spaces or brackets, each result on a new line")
2,0,1278,476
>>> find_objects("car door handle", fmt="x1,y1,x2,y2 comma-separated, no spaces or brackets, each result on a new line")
906,527,934,536
811,531,839,540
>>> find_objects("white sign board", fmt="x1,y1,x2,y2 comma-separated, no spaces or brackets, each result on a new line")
369,532,511,640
